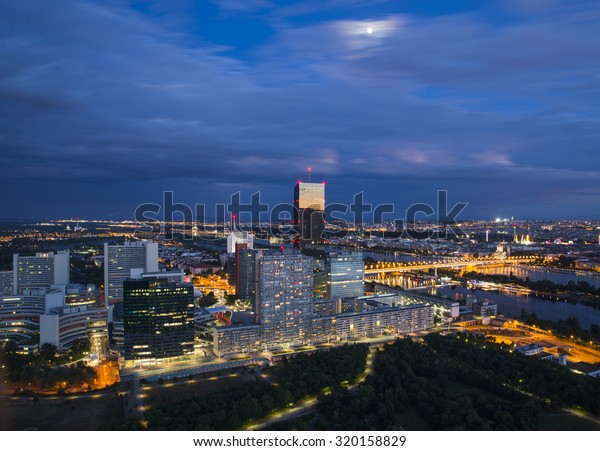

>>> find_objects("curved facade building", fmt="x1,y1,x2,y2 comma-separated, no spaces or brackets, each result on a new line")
0,290,46,345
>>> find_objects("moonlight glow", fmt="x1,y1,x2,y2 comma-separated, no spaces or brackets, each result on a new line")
367,27,373,34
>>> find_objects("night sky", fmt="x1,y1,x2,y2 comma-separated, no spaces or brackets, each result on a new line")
1,0,599,220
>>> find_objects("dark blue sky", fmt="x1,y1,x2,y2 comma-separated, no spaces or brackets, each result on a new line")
1,0,599,220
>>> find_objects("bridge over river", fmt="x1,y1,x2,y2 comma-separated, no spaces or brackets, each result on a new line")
364,256,536,276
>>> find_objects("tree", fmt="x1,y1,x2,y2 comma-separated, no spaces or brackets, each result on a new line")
3,339,18,355
198,291,219,308
40,343,58,363
70,338,91,358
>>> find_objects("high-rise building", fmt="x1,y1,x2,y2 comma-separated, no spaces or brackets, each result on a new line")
294,181,325,244
235,244,256,301
122,278,194,363
0,271,12,296
254,249,314,349
313,268,327,299
227,231,254,254
326,252,364,299
103,241,159,305
12,251,70,294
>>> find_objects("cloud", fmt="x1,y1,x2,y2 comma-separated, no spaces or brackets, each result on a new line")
0,0,599,218
470,151,513,166
210,0,274,13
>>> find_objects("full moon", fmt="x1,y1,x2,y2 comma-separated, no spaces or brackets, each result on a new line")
367,27,373,34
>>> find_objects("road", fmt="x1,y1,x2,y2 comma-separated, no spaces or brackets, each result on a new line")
245,396,319,431
125,357,270,382
120,334,403,383
468,321,600,365
7,388,128,403
564,408,600,426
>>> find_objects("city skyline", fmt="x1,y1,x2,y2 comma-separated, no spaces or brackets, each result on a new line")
1,0,599,219
2,219,600,432
3,0,600,437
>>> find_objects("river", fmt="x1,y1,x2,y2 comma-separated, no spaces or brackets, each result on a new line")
325,246,451,264
476,265,600,287
431,286,600,330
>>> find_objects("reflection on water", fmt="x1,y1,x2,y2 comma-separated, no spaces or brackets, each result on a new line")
477,265,600,287
375,275,437,290
432,286,600,330
326,247,449,264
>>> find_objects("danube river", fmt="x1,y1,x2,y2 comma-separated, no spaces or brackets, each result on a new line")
431,286,600,330
476,265,600,287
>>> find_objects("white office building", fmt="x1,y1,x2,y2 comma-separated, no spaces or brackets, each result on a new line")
226,231,254,254
0,271,12,296
103,241,159,305
12,251,70,294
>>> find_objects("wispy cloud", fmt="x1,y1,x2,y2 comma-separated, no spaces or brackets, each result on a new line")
471,151,513,166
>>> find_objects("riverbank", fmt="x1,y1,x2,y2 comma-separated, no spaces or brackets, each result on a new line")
426,266,600,308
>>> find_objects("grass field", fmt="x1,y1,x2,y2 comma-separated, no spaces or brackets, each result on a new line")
2,392,123,430
144,372,257,408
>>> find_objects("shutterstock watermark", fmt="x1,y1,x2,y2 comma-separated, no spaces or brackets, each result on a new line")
134,190,468,241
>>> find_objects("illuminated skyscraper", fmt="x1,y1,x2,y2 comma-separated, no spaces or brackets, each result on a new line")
254,249,314,349
122,278,194,363
294,181,325,244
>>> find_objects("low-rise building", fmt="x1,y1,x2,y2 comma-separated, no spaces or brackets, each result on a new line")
473,301,498,318
187,263,222,275
569,362,600,377
213,303,434,355
515,344,545,356
311,304,433,343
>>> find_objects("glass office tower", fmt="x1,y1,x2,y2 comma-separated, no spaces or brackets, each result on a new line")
123,278,194,362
